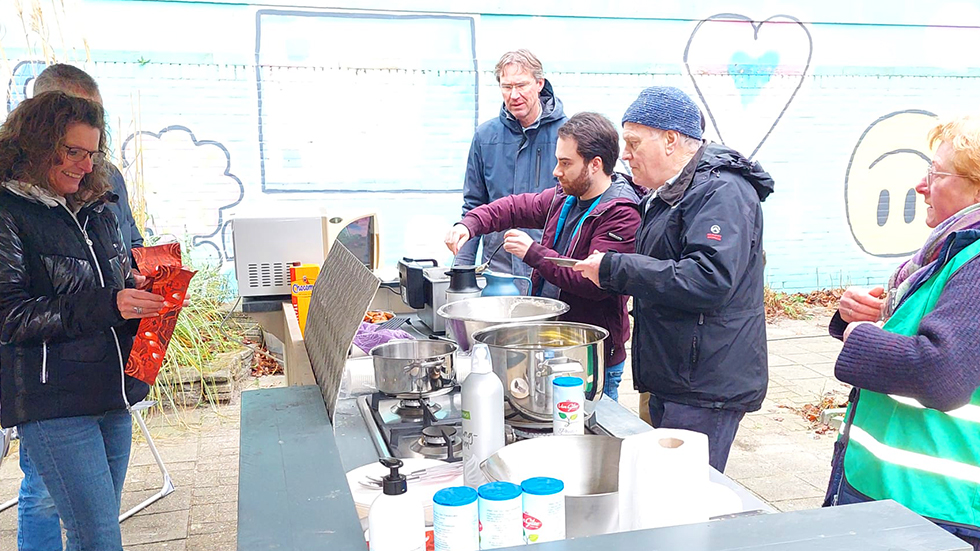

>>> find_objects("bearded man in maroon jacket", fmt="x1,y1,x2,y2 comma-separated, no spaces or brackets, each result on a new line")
445,112,642,400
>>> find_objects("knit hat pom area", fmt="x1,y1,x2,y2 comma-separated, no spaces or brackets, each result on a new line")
622,86,703,140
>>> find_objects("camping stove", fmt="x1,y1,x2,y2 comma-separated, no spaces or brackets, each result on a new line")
357,386,601,462
357,389,464,461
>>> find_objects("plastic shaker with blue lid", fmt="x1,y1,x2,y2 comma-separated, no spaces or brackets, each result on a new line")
477,482,522,549
521,477,564,496
553,376,585,435
521,477,566,544
433,486,479,551
552,376,582,388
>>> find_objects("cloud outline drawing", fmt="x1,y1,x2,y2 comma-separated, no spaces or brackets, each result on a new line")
121,125,244,262
7,60,49,113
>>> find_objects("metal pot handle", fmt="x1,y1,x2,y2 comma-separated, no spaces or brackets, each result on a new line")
403,358,445,374
533,357,584,397
402,357,447,392
534,356,584,377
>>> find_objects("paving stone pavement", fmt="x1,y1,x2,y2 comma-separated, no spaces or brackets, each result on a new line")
0,312,845,547
0,376,281,551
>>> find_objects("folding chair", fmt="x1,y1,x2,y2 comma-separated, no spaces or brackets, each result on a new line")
119,400,175,521
0,400,175,521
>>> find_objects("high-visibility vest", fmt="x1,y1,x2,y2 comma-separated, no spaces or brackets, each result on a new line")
843,236,980,529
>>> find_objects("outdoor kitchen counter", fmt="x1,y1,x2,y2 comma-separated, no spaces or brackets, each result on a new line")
238,385,969,551
335,312,774,515
332,393,774,515
244,308,968,551
329,393,967,551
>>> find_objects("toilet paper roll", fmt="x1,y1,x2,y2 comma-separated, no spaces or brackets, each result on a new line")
617,428,709,532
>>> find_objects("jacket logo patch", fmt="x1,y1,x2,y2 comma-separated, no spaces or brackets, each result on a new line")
707,224,722,241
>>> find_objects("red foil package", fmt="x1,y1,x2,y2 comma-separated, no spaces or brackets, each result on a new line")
125,243,196,385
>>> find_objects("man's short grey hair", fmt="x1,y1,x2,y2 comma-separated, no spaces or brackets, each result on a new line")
494,49,544,82
678,133,703,151
32,64,100,97
648,127,703,152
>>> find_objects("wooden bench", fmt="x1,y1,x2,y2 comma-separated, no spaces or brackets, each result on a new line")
237,385,364,550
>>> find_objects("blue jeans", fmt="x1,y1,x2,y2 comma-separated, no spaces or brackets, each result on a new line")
19,448,61,551
603,361,625,401
18,409,132,551
647,394,744,473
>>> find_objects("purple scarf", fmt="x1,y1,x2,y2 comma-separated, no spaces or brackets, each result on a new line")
884,202,980,319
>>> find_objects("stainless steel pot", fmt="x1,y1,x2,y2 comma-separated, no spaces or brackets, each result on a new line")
481,435,621,538
370,340,457,397
437,296,569,352
472,321,607,423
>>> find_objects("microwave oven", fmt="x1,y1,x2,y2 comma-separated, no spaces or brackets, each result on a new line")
232,214,380,297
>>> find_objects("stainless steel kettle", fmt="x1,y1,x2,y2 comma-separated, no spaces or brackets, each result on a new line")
445,265,482,304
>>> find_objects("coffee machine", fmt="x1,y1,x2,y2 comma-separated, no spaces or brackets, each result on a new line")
397,258,484,333
397,258,450,333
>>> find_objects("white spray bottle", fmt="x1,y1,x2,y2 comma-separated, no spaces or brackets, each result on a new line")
461,343,505,488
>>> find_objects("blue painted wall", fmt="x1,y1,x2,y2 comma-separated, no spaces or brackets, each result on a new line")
4,0,980,290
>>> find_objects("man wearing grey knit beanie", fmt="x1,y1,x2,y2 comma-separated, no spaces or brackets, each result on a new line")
574,86,775,472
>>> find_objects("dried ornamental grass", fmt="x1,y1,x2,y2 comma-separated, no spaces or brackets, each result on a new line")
143,243,248,425
763,285,809,321
764,286,845,322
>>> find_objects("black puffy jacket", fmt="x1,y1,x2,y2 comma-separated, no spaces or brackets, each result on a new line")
0,182,147,428
600,143,774,412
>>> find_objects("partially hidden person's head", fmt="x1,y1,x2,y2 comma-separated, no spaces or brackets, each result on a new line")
0,91,110,205
495,49,546,128
621,86,704,190
33,63,103,105
554,112,619,199
916,115,980,228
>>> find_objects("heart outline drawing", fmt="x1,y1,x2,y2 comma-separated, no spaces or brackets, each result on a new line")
683,13,813,159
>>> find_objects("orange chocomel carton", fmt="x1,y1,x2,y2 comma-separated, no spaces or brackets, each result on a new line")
290,263,320,336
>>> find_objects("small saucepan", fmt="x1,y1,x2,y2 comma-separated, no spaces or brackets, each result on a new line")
370,339,457,397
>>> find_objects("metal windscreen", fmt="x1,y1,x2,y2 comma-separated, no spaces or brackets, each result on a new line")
303,243,380,422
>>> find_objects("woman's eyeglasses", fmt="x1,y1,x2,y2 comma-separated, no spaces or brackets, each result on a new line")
62,145,106,164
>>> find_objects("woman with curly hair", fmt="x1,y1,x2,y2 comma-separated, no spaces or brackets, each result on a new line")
0,91,164,550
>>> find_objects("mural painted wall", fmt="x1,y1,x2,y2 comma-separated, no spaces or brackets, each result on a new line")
4,0,980,291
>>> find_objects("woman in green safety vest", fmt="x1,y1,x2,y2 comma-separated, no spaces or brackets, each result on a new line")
824,115,980,550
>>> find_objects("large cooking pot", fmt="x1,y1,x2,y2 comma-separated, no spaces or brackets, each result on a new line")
370,340,457,397
481,435,620,538
437,296,569,352
472,321,607,423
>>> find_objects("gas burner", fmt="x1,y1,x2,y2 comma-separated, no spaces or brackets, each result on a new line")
383,385,455,401
410,425,462,460
503,402,553,431
359,388,464,459
510,424,553,440
391,399,442,418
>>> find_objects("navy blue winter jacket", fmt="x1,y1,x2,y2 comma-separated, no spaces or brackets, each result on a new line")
600,143,775,412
